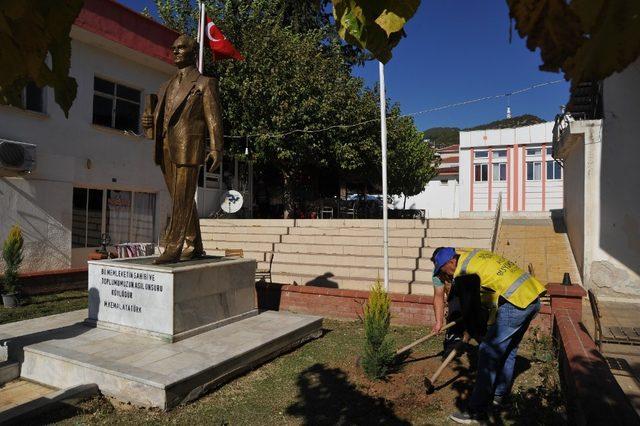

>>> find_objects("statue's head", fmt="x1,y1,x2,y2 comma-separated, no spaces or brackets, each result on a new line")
171,35,197,69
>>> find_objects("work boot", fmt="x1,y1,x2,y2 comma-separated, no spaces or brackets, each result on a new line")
449,410,487,424
492,395,512,410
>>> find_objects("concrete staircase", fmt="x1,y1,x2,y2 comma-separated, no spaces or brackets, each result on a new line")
200,218,494,295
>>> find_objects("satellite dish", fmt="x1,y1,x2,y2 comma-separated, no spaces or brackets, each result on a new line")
220,190,243,214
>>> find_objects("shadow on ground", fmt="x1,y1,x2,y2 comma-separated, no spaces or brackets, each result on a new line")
286,363,410,425
445,343,567,425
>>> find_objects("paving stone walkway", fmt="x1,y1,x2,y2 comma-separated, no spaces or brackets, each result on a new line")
495,218,581,285
583,300,640,418
0,380,55,411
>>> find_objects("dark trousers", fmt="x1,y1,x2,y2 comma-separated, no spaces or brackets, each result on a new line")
160,138,202,258
468,298,541,412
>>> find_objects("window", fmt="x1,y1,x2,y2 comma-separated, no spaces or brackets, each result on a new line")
72,188,156,247
72,188,104,248
494,149,507,158
492,163,507,181
526,161,541,180
474,150,488,158
22,82,45,113
547,160,562,180
92,77,141,132
474,164,488,182
526,148,541,156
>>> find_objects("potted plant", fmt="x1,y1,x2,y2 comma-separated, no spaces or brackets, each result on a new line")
1,225,24,308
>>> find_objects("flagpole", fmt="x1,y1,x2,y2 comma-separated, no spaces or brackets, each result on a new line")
197,1,205,73
379,61,389,293
197,1,205,216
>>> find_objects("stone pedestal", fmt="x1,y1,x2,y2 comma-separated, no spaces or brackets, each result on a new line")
87,256,257,342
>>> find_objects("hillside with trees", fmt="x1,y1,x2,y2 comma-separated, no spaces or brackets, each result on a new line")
423,114,545,148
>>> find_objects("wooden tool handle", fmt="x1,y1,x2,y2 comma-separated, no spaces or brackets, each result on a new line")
429,345,459,384
428,333,470,384
396,320,458,356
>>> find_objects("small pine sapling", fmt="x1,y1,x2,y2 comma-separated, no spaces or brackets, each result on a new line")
2,225,24,295
362,279,395,379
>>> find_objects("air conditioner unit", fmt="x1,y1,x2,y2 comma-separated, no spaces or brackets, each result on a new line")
0,139,36,173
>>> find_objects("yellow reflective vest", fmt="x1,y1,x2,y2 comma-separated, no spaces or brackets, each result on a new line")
454,249,546,309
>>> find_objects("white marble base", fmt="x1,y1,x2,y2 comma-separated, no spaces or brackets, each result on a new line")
87,256,256,342
10,310,322,410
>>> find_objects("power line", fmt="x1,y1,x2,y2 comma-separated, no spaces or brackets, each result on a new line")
126,79,563,140
402,79,563,118
222,79,564,140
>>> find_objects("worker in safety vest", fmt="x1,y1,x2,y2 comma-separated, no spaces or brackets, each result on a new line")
431,247,546,424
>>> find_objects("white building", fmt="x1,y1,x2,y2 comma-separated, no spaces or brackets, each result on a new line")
554,57,640,301
459,122,563,214
392,144,460,218
0,0,187,271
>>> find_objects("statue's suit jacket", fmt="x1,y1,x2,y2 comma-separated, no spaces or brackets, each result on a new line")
152,66,223,167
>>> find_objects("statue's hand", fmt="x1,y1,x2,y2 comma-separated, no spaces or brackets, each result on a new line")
207,150,222,173
141,113,154,129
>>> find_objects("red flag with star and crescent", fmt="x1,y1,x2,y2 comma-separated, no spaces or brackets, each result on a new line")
206,17,244,61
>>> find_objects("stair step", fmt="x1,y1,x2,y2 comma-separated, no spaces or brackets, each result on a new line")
205,250,269,262
271,272,434,295
427,228,493,239
275,243,422,258
428,218,494,229
425,238,492,248
288,227,425,237
202,233,281,243
295,219,427,229
271,262,433,282
0,361,20,386
200,219,295,227
281,234,423,247
202,241,274,252
200,225,289,235
273,252,425,269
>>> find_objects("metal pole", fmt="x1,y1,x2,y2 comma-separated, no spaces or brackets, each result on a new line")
379,61,389,292
197,2,205,73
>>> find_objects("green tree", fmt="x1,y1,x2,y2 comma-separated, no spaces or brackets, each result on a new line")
1,225,24,295
362,279,395,380
387,107,439,208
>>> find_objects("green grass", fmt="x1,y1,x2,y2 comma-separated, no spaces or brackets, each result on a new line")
0,290,87,325
2,294,565,425
33,319,564,425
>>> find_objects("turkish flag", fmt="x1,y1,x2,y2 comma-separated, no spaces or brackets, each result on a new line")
206,17,244,61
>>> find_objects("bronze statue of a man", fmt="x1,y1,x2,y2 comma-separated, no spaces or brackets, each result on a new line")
142,35,223,264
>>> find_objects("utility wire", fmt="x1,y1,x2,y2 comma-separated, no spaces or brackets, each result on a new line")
126,79,563,140
222,79,564,140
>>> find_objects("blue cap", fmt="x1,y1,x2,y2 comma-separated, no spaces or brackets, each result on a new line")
432,247,456,276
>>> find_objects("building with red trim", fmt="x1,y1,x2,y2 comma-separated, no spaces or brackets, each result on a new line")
0,0,185,271
459,121,563,214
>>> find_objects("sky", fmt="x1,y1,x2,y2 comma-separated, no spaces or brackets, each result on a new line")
121,0,570,131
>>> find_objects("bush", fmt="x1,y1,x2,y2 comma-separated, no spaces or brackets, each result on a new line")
1,225,24,295
362,279,395,379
